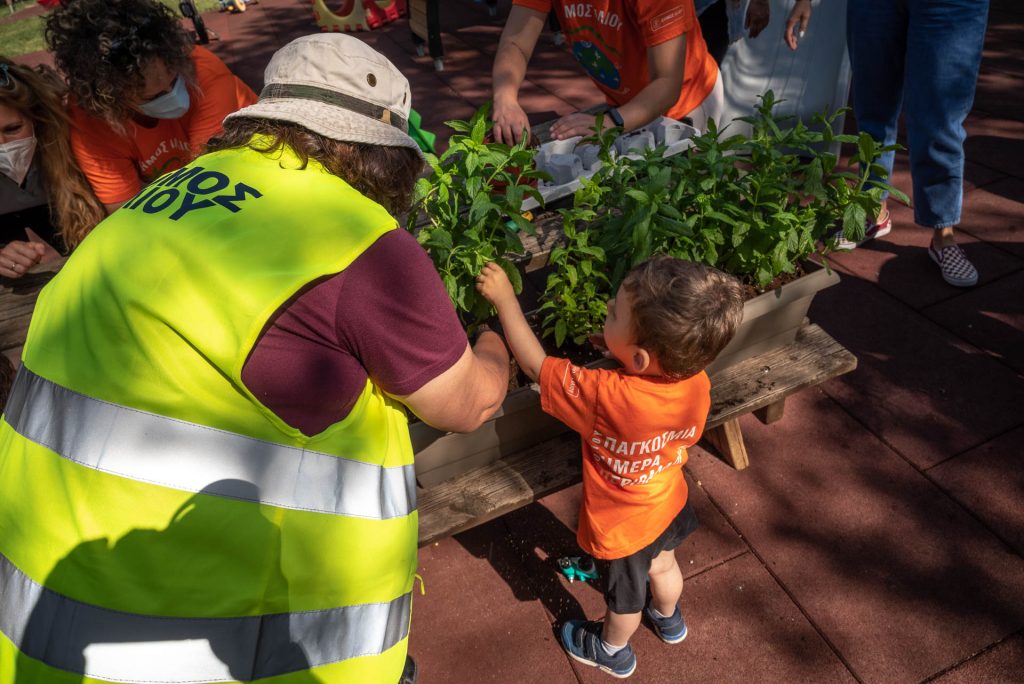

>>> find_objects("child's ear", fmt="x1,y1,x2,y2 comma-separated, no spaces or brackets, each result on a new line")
631,347,652,374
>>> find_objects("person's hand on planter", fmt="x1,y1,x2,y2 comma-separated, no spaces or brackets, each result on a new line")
493,98,531,145
550,112,613,140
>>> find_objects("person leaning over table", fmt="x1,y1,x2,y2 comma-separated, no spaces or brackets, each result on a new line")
0,58,105,279
0,34,509,683
491,0,724,143
44,0,257,214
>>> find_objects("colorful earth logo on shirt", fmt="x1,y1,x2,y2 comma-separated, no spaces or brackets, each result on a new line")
572,41,620,90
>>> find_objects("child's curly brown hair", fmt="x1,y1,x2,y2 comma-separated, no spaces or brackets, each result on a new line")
45,0,195,130
622,256,745,379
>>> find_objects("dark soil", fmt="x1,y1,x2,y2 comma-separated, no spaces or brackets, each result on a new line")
739,263,808,300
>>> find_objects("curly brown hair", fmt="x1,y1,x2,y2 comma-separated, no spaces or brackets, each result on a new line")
206,117,425,214
0,57,106,249
44,0,195,130
622,256,745,379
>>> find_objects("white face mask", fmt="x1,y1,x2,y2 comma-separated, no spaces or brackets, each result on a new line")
0,136,36,186
137,77,191,120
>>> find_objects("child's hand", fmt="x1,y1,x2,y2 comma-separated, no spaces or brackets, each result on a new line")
476,262,517,309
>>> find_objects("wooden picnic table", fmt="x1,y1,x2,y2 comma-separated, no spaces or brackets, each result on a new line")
0,258,63,367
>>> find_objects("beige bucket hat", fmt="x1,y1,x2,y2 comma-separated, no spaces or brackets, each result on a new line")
224,33,424,159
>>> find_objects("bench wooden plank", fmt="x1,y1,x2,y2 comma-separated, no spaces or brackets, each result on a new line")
0,262,63,354
418,323,856,544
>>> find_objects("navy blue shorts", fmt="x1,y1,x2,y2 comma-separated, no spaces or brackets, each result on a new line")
603,501,699,614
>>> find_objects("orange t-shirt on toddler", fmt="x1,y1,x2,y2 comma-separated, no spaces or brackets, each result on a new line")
540,356,711,560
69,46,258,205
513,0,718,120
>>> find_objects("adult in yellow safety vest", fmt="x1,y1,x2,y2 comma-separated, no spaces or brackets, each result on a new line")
0,34,510,683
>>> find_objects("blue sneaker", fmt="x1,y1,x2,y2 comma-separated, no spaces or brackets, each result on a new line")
559,620,637,679
644,604,688,644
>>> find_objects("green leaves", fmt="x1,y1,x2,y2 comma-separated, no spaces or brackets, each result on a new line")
406,103,537,323
413,95,906,345
575,91,901,290
842,202,867,243
540,208,611,349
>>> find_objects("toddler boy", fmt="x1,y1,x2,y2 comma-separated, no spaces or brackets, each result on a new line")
476,255,744,679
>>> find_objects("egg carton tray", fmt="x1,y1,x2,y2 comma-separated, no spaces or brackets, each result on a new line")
521,117,698,212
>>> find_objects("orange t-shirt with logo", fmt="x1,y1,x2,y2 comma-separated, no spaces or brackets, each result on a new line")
540,356,711,560
513,0,718,120
69,46,257,205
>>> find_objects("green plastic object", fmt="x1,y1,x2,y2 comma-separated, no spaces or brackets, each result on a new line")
558,555,599,583
408,108,436,154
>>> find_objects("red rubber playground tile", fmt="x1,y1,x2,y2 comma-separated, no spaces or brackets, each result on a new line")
922,268,1024,374
931,632,1024,684
928,425,1024,558
410,527,578,684
809,273,1024,469
823,200,1021,312
687,389,1024,684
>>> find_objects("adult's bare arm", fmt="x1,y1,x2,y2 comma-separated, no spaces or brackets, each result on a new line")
550,34,687,139
492,5,547,144
745,0,770,38
396,332,509,433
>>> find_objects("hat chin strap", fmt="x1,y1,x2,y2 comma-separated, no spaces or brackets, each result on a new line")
259,83,408,133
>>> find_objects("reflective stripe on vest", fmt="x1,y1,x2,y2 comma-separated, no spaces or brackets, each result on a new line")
6,367,416,520
0,551,411,682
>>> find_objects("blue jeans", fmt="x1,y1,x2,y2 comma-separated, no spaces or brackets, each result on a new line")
847,0,989,229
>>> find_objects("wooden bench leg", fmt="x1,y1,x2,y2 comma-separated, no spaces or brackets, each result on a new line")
754,399,785,425
703,419,749,470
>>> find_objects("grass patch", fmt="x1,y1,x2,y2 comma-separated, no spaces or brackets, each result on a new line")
0,0,224,59
0,14,45,57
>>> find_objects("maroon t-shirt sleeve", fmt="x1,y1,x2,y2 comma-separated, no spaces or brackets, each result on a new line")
334,228,468,395
242,229,467,435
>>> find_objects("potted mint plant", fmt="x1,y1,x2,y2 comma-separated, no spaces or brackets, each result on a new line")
562,91,905,372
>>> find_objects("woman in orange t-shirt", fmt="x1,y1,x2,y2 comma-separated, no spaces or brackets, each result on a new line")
492,0,723,143
45,0,257,213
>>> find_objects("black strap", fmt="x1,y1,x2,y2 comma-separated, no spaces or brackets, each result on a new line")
260,83,408,133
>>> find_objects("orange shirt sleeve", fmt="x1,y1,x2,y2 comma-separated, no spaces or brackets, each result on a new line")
186,46,258,156
539,356,603,435
634,0,695,46
69,109,142,205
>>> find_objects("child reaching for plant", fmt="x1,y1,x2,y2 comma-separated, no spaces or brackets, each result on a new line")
476,255,744,679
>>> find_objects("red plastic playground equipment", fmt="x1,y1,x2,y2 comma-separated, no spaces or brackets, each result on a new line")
311,0,405,33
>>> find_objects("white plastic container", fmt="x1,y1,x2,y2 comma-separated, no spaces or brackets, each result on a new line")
522,117,698,211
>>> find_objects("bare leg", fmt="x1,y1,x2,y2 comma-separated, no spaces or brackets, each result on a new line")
601,609,642,648
877,199,890,225
602,549,683,646
648,549,683,616
934,225,957,249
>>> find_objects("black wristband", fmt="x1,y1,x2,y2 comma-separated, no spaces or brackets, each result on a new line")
607,107,624,127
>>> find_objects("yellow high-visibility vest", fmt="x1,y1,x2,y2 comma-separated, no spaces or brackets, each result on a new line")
0,139,417,683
